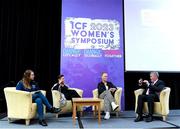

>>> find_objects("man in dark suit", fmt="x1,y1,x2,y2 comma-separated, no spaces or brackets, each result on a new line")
134,72,165,122
97,72,119,120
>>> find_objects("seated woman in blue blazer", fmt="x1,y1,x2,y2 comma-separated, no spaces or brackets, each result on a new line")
16,69,61,126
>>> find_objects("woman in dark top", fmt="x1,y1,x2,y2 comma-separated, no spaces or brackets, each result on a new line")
16,70,61,126
52,75,80,101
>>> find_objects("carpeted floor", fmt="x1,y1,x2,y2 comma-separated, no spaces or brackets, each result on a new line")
0,113,79,128
0,110,180,129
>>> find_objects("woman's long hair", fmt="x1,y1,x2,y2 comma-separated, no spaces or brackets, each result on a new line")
22,69,33,89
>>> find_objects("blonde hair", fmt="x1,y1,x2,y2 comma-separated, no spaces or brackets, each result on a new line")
101,72,107,76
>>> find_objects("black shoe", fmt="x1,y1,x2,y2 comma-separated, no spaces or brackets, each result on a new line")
50,107,61,113
145,116,153,122
39,119,48,126
134,115,143,122
143,114,149,118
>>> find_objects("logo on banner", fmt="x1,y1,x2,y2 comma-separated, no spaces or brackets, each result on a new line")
63,17,121,58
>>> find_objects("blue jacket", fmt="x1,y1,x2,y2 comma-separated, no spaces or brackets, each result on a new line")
16,80,39,92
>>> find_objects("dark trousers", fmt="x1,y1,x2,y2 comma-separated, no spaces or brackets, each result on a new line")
63,90,81,100
136,94,159,116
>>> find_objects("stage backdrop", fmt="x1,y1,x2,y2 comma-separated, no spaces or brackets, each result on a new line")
61,0,124,109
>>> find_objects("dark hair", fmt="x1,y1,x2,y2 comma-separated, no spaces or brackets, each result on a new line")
57,75,64,80
22,69,33,88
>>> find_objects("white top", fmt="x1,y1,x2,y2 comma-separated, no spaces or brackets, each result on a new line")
104,82,108,90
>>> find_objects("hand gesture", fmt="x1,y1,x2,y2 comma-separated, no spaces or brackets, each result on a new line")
110,88,116,92
143,80,150,86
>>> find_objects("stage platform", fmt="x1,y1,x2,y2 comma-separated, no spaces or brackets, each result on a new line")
0,110,180,129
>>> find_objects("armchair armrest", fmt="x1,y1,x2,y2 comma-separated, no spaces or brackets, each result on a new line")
93,87,122,101
92,89,98,98
114,87,122,107
40,90,46,96
134,89,144,111
134,89,144,97
160,87,171,115
52,88,84,108
69,88,83,97
51,90,61,108
4,88,33,119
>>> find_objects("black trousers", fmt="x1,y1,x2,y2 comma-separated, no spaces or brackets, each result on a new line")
136,94,159,116
63,89,81,100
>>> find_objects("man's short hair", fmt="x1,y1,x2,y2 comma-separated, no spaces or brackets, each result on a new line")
57,75,64,79
150,71,159,78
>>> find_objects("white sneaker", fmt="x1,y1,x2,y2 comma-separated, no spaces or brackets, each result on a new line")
104,112,110,120
111,102,119,111
72,116,78,119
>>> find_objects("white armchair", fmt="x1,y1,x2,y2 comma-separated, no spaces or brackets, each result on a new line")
134,87,171,121
4,87,46,125
92,87,122,117
51,88,83,118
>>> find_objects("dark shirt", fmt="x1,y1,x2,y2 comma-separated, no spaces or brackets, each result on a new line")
52,83,69,95
97,81,117,96
52,83,81,100
16,80,39,92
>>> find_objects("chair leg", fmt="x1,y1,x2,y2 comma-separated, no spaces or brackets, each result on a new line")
80,111,83,117
162,116,167,121
116,112,119,118
56,113,59,118
92,110,95,116
8,118,12,123
25,119,30,126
